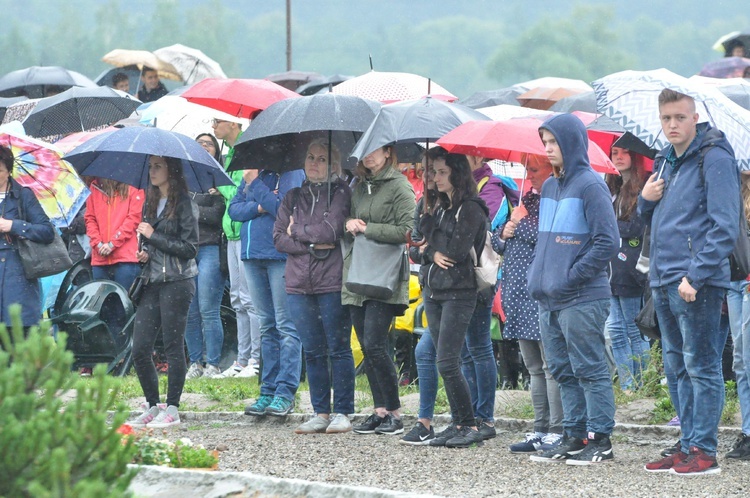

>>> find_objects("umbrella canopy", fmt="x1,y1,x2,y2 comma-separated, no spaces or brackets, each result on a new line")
22,86,141,138
154,44,227,85
436,117,619,175
265,70,323,91
548,91,597,113
181,78,300,119
592,68,750,170
0,66,97,98
476,104,552,121
513,77,593,93
332,71,457,104
230,93,382,172
0,96,27,122
53,127,116,154
699,57,750,78
137,96,246,140
296,74,353,96
0,124,89,227
63,126,233,192
350,97,490,163
101,49,182,81
1,98,40,125
712,31,750,57
459,87,524,109
93,65,142,97
517,86,590,110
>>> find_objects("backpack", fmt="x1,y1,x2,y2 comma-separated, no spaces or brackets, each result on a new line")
456,205,501,292
476,174,521,230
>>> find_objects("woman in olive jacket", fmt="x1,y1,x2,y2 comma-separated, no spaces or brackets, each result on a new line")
343,145,415,436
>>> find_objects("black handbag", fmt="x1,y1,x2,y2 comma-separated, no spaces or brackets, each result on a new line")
635,290,660,341
128,273,148,306
219,231,229,276
346,235,407,301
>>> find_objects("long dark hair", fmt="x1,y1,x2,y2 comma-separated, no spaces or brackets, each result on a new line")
605,148,647,221
143,156,188,220
436,153,477,210
196,133,223,166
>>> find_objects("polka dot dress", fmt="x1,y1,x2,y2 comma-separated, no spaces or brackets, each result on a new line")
501,191,542,341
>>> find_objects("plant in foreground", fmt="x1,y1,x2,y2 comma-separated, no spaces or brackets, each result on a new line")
119,426,219,469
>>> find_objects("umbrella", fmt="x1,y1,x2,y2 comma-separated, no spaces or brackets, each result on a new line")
53,127,116,154
265,70,323,91
181,78,300,119
154,44,227,85
136,96,246,140
476,104,552,121
0,66,97,98
93,65,142,96
1,98,40,125
699,57,750,78
0,124,89,227
517,86,590,110
230,93,382,172
459,87,524,109
592,68,750,170
0,96,27,122
22,86,141,138
63,126,233,193
513,77,593,93
435,117,619,175
350,96,490,163
101,49,182,82
548,91,597,113
712,31,750,57
332,71,457,104
296,74,353,96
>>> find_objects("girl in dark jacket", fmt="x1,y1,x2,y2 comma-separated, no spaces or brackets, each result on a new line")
274,139,355,434
419,152,489,448
129,156,198,429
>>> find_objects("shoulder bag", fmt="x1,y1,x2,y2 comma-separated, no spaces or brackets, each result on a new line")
456,205,501,292
346,234,408,301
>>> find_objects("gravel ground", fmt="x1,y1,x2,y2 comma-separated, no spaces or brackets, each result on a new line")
155,414,750,498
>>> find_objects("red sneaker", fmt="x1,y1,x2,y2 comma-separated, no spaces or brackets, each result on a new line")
670,446,721,476
644,450,687,472
79,367,93,377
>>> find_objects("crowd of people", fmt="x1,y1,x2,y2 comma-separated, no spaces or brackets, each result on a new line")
1,61,748,477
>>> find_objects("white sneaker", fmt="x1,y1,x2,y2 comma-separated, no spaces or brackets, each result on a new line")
221,361,244,378
186,362,204,379
203,364,222,378
128,405,160,428
147,405,180,428
236,363,259,378
326,413,353,434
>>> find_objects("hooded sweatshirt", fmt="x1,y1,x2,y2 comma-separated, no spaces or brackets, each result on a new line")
638,122,739,291
526,114,619,312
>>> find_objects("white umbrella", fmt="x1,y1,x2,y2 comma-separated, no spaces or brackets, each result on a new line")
476,104,553,121
154,44,227,85
592,68,750,170
136,95,246,140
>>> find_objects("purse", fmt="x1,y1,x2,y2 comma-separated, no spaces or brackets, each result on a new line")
219,231,229,276
128,273,148,306
346,234,407,301
635,289,660,341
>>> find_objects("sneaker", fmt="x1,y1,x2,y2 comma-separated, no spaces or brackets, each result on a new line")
353,413,386,434
236,362,259,378
265,396,294,416
294,415,330,434
445,426,484,448
539,433,563,452
429,423,459,447
147,405,180,428
221,361,244,378
79,367,93,377
245,394,274,416
666,416,681,427
509,432,545,454
726,433,750,459
661,439,682,457
186,362,204,379
645,450,688,473
476,418,496,440
566,432,614,465
203,364,222,378
374,413,404,435
128,405,160,428
399,422,435,445
326,413,353,434
529,434,586,463
670,446,721,476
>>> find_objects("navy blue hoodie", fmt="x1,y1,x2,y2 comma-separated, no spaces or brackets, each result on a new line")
638,122,739,291
526,114,619,311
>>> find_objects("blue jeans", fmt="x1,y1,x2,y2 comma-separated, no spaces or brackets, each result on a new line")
539,299,615,438
726,281,750,435
244,258,301,401
92,262,141,291
287,292,355,415
461,301,496,422
415,328,438,420
185,245,226,367
607,295,651,390
653,283,727,455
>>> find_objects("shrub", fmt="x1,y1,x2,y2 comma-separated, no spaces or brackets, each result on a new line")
0,305,137,498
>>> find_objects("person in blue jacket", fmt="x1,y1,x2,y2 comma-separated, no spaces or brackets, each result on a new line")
641,89,739,476
229,167,305,417
526,113,619,466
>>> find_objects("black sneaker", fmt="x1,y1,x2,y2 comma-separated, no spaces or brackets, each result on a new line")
661,439,682,457
476,418,496,440
374,414,404,435
429,423,458,447
726,433,750,459
529,434,586,463
353,413,385,434
399,422,435,445
566,433,614,465
445,426,484,449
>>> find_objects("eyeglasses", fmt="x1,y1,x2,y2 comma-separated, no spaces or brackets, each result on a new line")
212,119,228,126
196,140,215,147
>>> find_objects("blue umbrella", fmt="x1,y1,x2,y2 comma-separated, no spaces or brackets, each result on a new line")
63,126,233,192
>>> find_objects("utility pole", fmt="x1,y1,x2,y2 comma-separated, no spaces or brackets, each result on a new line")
286,0,292,71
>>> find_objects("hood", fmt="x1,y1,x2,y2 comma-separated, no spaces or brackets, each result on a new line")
538,113,591,179
464,195,490,219
654,122,735,166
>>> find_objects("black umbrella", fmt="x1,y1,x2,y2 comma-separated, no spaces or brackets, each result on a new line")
0,96,28,122
296,74,353,95
93,65,142,97
548,91,597,113
0,66,97,98
22,86,142,138
458,87,523,109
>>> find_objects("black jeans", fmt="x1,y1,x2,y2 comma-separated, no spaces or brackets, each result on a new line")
132,278,195,408
350,301,401,411
423,293,477,427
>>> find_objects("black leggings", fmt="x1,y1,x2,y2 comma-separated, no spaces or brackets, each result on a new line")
350,300,401,411
132,278,195,408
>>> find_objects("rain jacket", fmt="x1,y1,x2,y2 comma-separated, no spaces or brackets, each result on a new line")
189,191,225,246
137,82,168,103
228,169,306,260
638,122,739,291
473,163,505,220
273,177,351,295
84,182,144,267
608,192,648,298
217,133,242,241
526,114,619,312
341,166,415,308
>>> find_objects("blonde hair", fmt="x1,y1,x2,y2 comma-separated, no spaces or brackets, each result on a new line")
355,146,398,179
307,138,341,177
